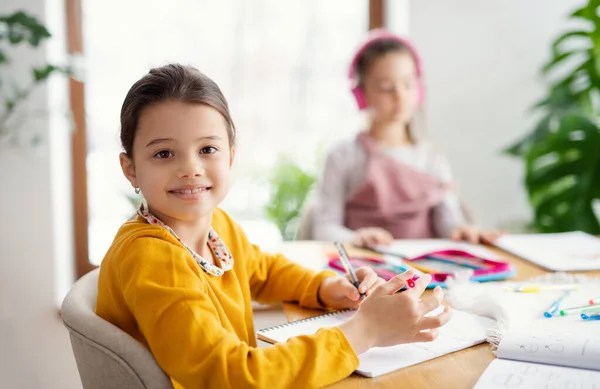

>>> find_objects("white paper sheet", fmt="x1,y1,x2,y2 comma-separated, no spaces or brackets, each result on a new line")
473,359,600,389
494,231,600,271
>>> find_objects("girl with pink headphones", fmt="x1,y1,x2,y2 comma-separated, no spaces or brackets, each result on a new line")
312,29,498,248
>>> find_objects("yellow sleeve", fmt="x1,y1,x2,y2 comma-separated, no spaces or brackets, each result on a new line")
247,243,338,308
212,208,339,308
119,238,358,389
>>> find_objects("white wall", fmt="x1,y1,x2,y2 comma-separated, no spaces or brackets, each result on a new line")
0,0,80,387
391,0,583,229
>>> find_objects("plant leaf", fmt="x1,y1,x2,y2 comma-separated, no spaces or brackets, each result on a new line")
0,11,51,47
503,114,553,157
551,30,590,57
31,64,71,82
264,156,316,240
523,112,600,233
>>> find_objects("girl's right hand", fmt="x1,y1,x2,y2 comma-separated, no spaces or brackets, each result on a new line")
339,271,452,353
352,227,394,248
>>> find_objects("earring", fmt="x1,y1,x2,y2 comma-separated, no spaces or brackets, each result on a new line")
134,187,140,194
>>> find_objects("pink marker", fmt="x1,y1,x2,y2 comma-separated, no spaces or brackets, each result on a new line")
589,297,600,305
392,275,419,293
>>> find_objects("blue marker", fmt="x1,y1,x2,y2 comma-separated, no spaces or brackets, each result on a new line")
544,290,571,318
581,313,600,321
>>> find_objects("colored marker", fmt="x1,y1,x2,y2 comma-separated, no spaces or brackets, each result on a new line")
581,313,600,321
589,297,600,305
559,303,600,316
407,261,439,275
505,284,579,293
544,290,571,318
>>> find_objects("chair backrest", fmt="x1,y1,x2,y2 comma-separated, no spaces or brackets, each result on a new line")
61,269,174,389
296,197,316,241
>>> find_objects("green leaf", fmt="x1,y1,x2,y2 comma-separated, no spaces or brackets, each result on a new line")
31,64,71,82
264,156,316,240
570,5,588,19
526,159,587,189
0,11,51,47
7,25,24,44
32,64,58,81
570,2,600,23
531,83,578,112
5,98,15,112
523,112,600,234
551,30,590,57
542,50,584,74
503,114,553,157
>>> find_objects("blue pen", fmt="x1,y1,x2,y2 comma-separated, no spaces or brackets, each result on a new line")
544,290,571,318
581,313,600,321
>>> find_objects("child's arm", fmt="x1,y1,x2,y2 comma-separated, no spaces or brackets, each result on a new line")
247,243,338,307
428,153,468,238
432,191,467,238
119,238,359,389
214,210,339,307
311,145,356,242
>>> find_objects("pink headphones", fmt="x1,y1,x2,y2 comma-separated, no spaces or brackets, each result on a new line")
348,29,424,110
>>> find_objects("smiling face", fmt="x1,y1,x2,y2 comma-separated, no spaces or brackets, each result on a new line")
120,101,234,226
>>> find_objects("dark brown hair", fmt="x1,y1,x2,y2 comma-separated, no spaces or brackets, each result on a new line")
120,63,236,157
355,39,416,88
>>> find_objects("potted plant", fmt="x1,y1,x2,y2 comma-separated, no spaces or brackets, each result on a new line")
264,155,317,241
505,0,600,234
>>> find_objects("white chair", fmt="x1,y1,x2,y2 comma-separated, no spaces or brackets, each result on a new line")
61,269,173,389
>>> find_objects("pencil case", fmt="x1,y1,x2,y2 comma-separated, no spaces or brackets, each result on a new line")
327,249,515,288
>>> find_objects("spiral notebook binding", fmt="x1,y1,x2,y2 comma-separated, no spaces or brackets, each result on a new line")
259,308,355,332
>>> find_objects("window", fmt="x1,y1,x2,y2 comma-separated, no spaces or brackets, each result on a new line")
70,0,384,275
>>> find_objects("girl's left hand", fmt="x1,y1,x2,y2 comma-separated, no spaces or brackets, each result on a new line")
318,267,386,310
451,225,503,244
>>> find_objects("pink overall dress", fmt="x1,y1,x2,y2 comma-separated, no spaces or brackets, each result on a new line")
344,132,448,239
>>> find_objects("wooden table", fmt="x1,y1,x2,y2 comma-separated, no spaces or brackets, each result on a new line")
276,241,600,389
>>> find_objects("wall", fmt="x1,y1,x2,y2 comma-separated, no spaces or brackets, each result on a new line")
393,0,583,229
0,0,80,386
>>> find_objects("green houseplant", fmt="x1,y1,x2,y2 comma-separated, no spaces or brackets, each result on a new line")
0,11,70,146
506,0,600,234
264,155,317,240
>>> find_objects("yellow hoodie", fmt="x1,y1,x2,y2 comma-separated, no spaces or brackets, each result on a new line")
96,208,358,389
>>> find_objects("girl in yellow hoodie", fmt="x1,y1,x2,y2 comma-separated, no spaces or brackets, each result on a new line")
95,63,452,389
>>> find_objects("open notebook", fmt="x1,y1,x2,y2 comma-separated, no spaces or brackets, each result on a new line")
493,231,600,271
257,307,495,378
473,332,600,388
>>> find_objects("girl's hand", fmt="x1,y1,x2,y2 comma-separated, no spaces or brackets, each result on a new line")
451,225,503,244
352,227,394,248
338,270,453,353
317,267,385,310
